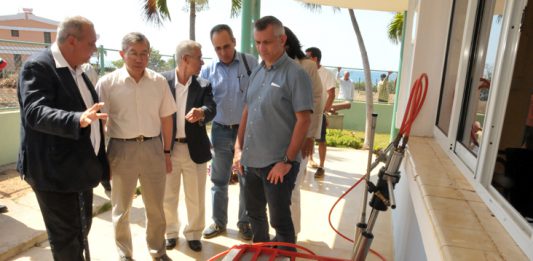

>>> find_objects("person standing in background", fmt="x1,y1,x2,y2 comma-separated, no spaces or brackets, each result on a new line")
337,67,353,101
306,47,337,179
200,24,256,241
283,26,323,238
162,40,216,253
377,72,392,103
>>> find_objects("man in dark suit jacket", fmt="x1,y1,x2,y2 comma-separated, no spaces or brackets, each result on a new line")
17,16,109,261
162,40,216,252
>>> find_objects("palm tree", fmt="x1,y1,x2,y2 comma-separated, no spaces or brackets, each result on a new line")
348,9,374,149
301,3,374,148
141,0,210,40
387,12,404,44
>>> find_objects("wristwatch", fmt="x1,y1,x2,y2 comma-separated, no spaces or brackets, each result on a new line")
282,155,295,165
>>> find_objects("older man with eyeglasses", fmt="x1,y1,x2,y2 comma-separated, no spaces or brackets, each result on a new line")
96,32,176,261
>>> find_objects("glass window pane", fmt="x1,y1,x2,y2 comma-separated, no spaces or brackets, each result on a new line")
44,32,51,44
457,0,505,156
490,2,533,224
436,0,469,135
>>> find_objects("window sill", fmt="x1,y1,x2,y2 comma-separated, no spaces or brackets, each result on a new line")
405,137,527,260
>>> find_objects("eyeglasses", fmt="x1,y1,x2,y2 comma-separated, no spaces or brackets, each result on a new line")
127,51,149,59
185,54,203,61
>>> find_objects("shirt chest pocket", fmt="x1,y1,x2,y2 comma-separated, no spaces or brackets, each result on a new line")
265,79,290,106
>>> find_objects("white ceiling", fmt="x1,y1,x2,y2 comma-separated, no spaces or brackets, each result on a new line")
297,0,409,12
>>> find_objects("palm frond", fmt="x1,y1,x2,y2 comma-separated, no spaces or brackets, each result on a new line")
301,3,322,13
387,12,403,44
299,2,340,13
230,0,242,18
141,0,171,25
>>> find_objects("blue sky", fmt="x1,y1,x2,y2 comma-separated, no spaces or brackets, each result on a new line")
3,0,401,71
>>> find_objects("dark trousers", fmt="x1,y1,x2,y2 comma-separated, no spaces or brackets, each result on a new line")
34,189,93,261
244,163,299,249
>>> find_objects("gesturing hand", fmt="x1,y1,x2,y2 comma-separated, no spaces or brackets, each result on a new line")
185,108,205,123
80,102,108,128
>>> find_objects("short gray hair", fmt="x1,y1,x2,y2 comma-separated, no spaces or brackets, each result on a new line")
121,32,150,52
254,16,285,37
56,16,93,44
175,40,202,66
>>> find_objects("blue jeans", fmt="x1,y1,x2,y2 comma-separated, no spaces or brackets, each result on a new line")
210,122,249,228
244,162,299,247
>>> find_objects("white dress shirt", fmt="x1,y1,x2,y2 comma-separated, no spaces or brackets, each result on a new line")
175,71,191,139
96,67,177,139
51,43,100,155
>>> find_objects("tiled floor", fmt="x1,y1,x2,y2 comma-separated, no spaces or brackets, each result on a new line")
10,147,392,261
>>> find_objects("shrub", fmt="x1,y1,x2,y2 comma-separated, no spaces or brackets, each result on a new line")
0,73,18,89
325,129,390,151
325,129,363,149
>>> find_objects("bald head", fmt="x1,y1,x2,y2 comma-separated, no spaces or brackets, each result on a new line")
56,16,94,44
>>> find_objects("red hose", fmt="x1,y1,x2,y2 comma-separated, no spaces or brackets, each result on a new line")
398,73,428,138
326,73,429,261
327,173,387,261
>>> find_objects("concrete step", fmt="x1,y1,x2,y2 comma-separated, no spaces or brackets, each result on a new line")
0,183,111,261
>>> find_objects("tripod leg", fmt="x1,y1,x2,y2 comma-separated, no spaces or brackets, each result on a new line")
352,209,379,261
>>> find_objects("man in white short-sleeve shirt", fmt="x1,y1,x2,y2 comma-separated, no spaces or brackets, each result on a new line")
306,47,337,178
96,32,176,261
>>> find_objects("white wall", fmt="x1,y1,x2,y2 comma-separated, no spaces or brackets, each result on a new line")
396,0,453,137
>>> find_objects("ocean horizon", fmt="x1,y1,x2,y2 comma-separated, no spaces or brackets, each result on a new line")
323,66,398,84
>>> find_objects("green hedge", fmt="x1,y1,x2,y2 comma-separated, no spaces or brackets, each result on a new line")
325,129,390,151
326,129,363,149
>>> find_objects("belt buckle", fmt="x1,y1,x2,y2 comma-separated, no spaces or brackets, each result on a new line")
136,135,145,142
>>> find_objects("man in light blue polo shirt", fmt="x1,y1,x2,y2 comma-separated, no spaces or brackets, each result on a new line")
234,16,313,249
200,24,257,241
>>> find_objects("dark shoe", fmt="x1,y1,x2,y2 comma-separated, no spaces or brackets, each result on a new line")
101,180,111,191
314,167,325,178
0,204,8,214
203,223,226,239
153,254,172,261
187,240,202,252
238,223,253,241
165,238,177,250
120,257,134,261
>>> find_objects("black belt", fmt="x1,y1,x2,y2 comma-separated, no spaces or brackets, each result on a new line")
113,135,157,142
215,122,239,130
175,138,187,143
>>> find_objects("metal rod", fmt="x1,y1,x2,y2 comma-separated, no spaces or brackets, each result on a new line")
387,176,397,209
360,113,378,224
351,222,367,260
352,209,379,261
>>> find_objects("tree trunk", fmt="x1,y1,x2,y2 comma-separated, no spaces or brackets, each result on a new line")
349,9,374,149
189,1,196,40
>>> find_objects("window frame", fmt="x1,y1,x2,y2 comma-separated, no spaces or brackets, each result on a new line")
433,0,533,257
44,32,51,43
